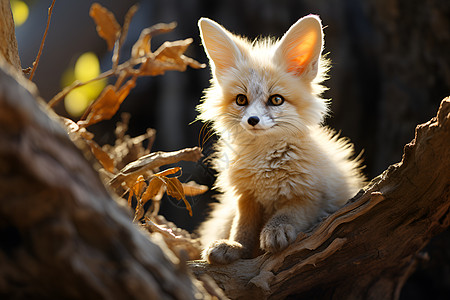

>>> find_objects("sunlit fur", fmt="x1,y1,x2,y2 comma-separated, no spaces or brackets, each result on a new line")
197,16,366,264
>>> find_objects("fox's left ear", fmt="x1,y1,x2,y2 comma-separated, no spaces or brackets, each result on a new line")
274,15,323,81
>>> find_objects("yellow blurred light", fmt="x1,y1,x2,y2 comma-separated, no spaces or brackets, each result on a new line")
78,79,108,100
62,52,107,117
74,52,101,82
10,0,29,27
64,89,91,117
61,68,75,89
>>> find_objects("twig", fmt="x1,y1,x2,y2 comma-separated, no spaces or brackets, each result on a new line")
112,4,139,71
109,147,202,193
47,69,114,108
47,57,143,109
29,0,56,81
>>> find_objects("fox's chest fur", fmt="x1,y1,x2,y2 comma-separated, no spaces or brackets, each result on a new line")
216,126,358,216
226,138,316,208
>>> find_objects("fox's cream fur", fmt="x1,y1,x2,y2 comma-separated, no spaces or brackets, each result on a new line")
197,15,366,265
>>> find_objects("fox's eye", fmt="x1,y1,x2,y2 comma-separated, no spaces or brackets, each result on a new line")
235,94,248,106
268,95,284,106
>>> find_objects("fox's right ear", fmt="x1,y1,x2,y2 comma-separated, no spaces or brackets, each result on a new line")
198,18,241,78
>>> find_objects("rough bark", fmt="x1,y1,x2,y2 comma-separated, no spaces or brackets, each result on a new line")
190,97,450,299
0,0,21,71
0,62,216,299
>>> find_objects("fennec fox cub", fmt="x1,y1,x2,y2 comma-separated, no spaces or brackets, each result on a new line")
197,15,365,265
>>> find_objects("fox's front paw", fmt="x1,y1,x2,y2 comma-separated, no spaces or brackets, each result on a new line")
203,240,244,265
260,223,297,253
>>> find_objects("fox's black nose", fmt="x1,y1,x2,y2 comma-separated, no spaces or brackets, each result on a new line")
247,116,260,126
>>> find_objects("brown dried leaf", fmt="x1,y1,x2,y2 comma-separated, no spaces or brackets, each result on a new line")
132,175,147,221
154,167,182,178
167,177,193,217
85,139,115,173
139,39,206,76
78,79,136,128
183,181,208,196
112,4,139,69
119,4,139,49
78,85,117,127
90,3,121,50
165,177,185,200
157,176,193,216
154,39,191,61
127,186,133,207
132,33,151,59
141,177,165,203
131,22,177,59
116,78,136,103
130,175,146,198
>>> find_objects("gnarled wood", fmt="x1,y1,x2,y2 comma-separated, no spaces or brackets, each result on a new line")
190,97,450,299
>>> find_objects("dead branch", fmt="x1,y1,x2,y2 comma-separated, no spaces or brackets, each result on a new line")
109,147,202,193
28,0,56,80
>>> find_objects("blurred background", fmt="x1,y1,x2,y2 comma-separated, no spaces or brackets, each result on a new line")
11,0,450,298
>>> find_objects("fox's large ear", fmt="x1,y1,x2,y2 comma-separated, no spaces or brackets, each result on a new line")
198,18,241,78
274,15,323,81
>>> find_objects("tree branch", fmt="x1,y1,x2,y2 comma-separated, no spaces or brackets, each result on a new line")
190,97,450,299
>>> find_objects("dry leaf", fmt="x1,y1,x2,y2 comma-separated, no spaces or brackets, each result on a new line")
155,39,191,61
139,39,205,76
78,78,136,128
131,175,146,197
129,175,146,215
112,4,139,69
120,4,139,47
183,181,208,196
131,31,151,59
78,85,116,127
165,177,185,200
141,177,165,203
133,176,149,221
85,139,115,173
154,167,182,178
131,22,177,59
157,176,193,216
116,78,136,103
90,3,121,50
167,177,193,217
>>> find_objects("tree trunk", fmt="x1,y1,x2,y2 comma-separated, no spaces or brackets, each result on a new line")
0,0,21,71
190,97,450,299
